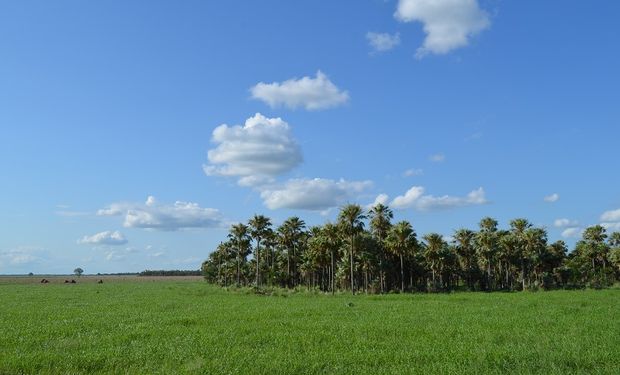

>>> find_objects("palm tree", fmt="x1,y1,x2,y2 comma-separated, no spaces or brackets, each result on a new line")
229,223,250,286
523,227,548,286
368,203,393,293
338,204,366,294
476,217,498,290
609,232,620,247
497,232,518,289
423,233,445,290
453,229,477,290
583,225,608,275
387,221,416,292
248,214,272,287
278,217,306,287
510,218,532,290
322,223,342,294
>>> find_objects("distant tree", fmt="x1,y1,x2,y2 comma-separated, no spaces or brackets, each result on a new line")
583,225,609,275
453,229,477,290
229,223,250,286
424,233,446,290
476,217,499,290
386,221,416,292
28,272,34,276
510,218,532,290
248,214,272,288
368,203,393,293
338,204,366,294
74,267,84,277
277,217,306,287
322,223,342,294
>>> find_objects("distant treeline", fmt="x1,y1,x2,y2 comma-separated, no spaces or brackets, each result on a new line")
202,204,620,294
139,270,202,276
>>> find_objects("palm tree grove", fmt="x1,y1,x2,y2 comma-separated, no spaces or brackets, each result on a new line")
202,204,620,294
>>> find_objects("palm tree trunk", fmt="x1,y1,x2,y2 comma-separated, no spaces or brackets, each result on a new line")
350,233,355,295
521,258,526,291
331,250,335,295
400,254,404,293
287,249,291,288
487,256,492,291
237,250,241,287
255,239,260,287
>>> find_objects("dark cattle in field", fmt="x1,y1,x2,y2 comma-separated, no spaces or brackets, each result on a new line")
97,280,103,284
71,280,76,284
64,280,70,283
40,279,49,284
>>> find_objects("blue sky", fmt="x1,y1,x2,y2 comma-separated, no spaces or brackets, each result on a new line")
1,0,619,274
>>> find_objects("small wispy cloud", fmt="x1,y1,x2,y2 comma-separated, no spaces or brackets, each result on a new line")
464,132,483,142
429,153,445,163
402,168,423,177
554,218,579,228
78,231,128,246
544,193,560,203
561,227,583,239
366,32,401,52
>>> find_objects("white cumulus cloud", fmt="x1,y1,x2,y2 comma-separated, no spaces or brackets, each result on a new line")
601,222,620,232
203,113,302,186
98,196,224,231
391,186,487,210
544,193,560,203
601,208,620,222
250,71,349,110
366,32,401,52
259,178,372,211
368,193,391,209
561,227,583,239
78,231,128,246
391,186,425,209
554,218,579,228
395,0,490,58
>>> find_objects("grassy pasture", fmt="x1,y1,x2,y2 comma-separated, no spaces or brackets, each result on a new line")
0,280,618,374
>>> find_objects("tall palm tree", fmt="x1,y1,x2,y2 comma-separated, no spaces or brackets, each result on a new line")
229,223,250,286
582,225,609,277
497,232,517,289
476,217,498,290
510,218,532,290
322,223,342,294
387,221,416,292
423,233,446,289
523,227,548,286
338,204,366,294
248,214,272,288
278,217,306,287
368,203,393,293
453,229,476,290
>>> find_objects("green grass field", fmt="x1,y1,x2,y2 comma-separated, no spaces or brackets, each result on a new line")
1,280,619,374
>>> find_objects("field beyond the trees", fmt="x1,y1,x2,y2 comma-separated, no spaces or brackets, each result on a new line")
1,280,619,374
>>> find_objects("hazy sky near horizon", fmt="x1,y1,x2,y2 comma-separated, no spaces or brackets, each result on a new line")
1,0,619,274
